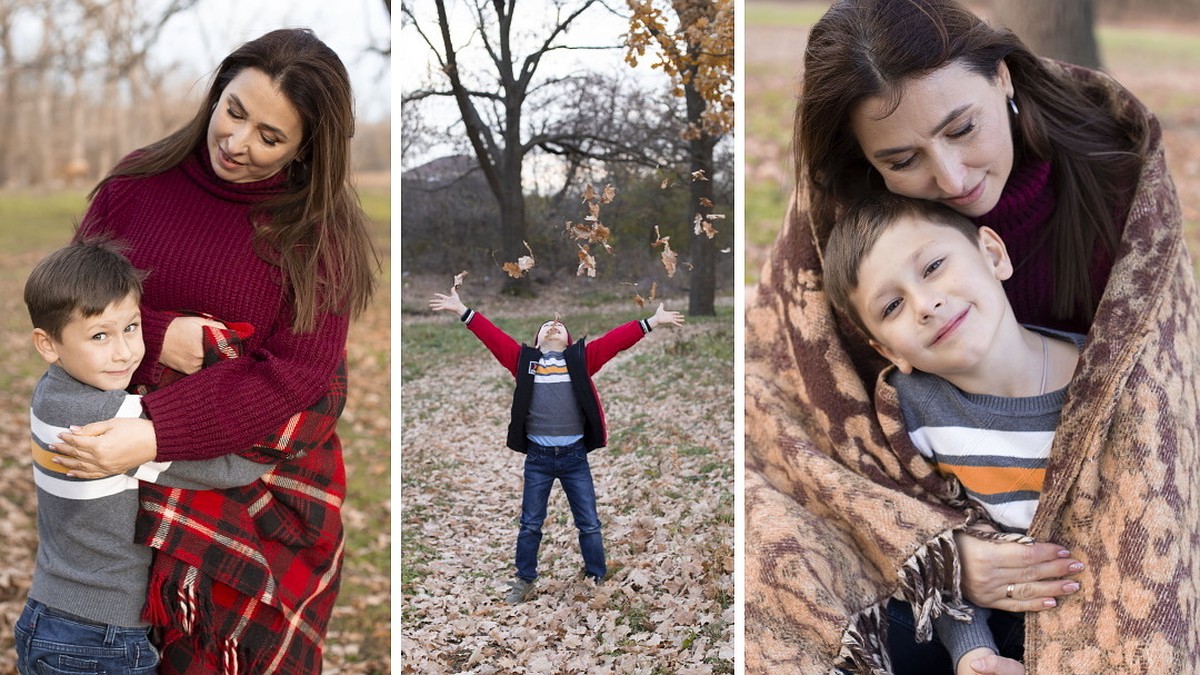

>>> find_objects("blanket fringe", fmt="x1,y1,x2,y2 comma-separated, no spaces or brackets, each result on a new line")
833,602,892,675
833,528,979,674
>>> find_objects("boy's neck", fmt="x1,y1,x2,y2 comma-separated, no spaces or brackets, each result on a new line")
940,324,1077,398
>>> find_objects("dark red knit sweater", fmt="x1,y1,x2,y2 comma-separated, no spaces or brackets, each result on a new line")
79,145,349,461
974,159,1119,334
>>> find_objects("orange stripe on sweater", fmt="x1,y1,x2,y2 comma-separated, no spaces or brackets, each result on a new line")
943,464,1045,496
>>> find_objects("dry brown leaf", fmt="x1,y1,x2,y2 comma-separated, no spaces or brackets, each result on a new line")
576,245,596,278
601,184,617,204
690,169,708,182
453,271,468,289
660,177,671,189
581,184,597,203
651,227,678,278
698,197,714,208
501,241,536,278
633,293,646,308
650,281,657,301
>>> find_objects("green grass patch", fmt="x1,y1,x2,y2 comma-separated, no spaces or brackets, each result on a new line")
744,2,827,27
1098,25,1200,66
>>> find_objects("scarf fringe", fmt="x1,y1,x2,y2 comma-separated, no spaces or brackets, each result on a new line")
145,564,281,674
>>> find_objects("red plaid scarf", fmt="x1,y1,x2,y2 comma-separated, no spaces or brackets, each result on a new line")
134,317,347,674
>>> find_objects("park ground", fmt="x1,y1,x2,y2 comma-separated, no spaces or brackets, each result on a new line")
399,275,735,674
0,173,391,674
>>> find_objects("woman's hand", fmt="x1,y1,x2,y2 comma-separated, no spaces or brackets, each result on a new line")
649,303,685,329
428,287,467,315
52,418,157,478
956,528,1085,611
161,315,227,374
959,648,1025,675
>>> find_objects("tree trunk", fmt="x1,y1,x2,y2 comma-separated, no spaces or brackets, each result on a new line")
498,163,532,297
989,0,1102,69
684,57,716,316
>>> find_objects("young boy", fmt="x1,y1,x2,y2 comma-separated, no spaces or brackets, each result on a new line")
18,240,268,675
428,285,684,603
822,194,1084,675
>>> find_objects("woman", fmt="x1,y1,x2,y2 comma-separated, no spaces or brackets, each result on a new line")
52,28,377,673
745,0,1198,673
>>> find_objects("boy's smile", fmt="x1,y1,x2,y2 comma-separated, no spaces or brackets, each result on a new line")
33,294,145,391
850,215,1015,379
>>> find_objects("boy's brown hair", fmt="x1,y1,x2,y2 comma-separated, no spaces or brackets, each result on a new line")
823,193,981,339
24,238,147,341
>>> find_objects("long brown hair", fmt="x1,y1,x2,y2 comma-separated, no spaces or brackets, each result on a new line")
89,28,377,332
796,0,1147,323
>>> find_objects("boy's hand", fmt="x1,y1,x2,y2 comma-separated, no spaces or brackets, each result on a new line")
429,287,467,316
648,303,685,329
959,648,1024,675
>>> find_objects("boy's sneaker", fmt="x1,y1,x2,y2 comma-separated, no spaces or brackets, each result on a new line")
505,577,535,604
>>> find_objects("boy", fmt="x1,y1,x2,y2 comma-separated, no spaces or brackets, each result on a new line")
822,194,1084,675
428,285,684,603
17,240,268,675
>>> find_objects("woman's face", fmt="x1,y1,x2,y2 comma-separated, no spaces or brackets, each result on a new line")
851,59,1015,218
207,67,304,183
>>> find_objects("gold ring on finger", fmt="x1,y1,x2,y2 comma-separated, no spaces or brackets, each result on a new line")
1005,583,1015,599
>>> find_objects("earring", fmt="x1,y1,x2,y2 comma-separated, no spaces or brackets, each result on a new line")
1008,97,1019,116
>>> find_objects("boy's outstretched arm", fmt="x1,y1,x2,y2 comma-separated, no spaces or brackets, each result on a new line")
429,283,521,375
585,303,686,375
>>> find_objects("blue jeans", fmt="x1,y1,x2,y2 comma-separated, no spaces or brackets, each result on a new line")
14,599,159,675
516,440,605,582
886,598,1024,673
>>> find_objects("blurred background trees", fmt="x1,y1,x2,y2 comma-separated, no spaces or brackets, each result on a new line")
0,0,390,190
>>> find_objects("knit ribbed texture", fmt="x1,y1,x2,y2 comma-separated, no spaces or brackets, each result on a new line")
973,161,1060,329
79,144,349,461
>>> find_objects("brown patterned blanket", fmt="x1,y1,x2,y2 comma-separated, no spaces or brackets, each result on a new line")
744,72,1200,672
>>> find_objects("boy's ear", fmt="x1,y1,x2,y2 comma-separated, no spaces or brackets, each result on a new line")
869,338,914,374
31,328,60,365
977,226,1014,282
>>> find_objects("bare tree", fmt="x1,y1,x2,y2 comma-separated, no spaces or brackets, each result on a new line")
988,0,1102,69
402,0,664,295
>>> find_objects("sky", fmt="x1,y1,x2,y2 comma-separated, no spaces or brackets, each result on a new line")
151,0,392,122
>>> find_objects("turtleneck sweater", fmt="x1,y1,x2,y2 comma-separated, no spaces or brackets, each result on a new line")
78,144,349,461
974,160,1118,334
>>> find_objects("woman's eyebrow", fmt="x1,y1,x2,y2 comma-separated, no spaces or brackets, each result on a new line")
228,93,291,142
872,104,972,159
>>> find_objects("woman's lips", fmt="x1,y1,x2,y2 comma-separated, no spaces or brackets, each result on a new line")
218,147,243,170
931,308,969,346
946,179,985,209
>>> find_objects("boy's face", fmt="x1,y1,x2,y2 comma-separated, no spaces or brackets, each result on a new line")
32,294,145,391
849,216,1014,377
536,319,568,351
